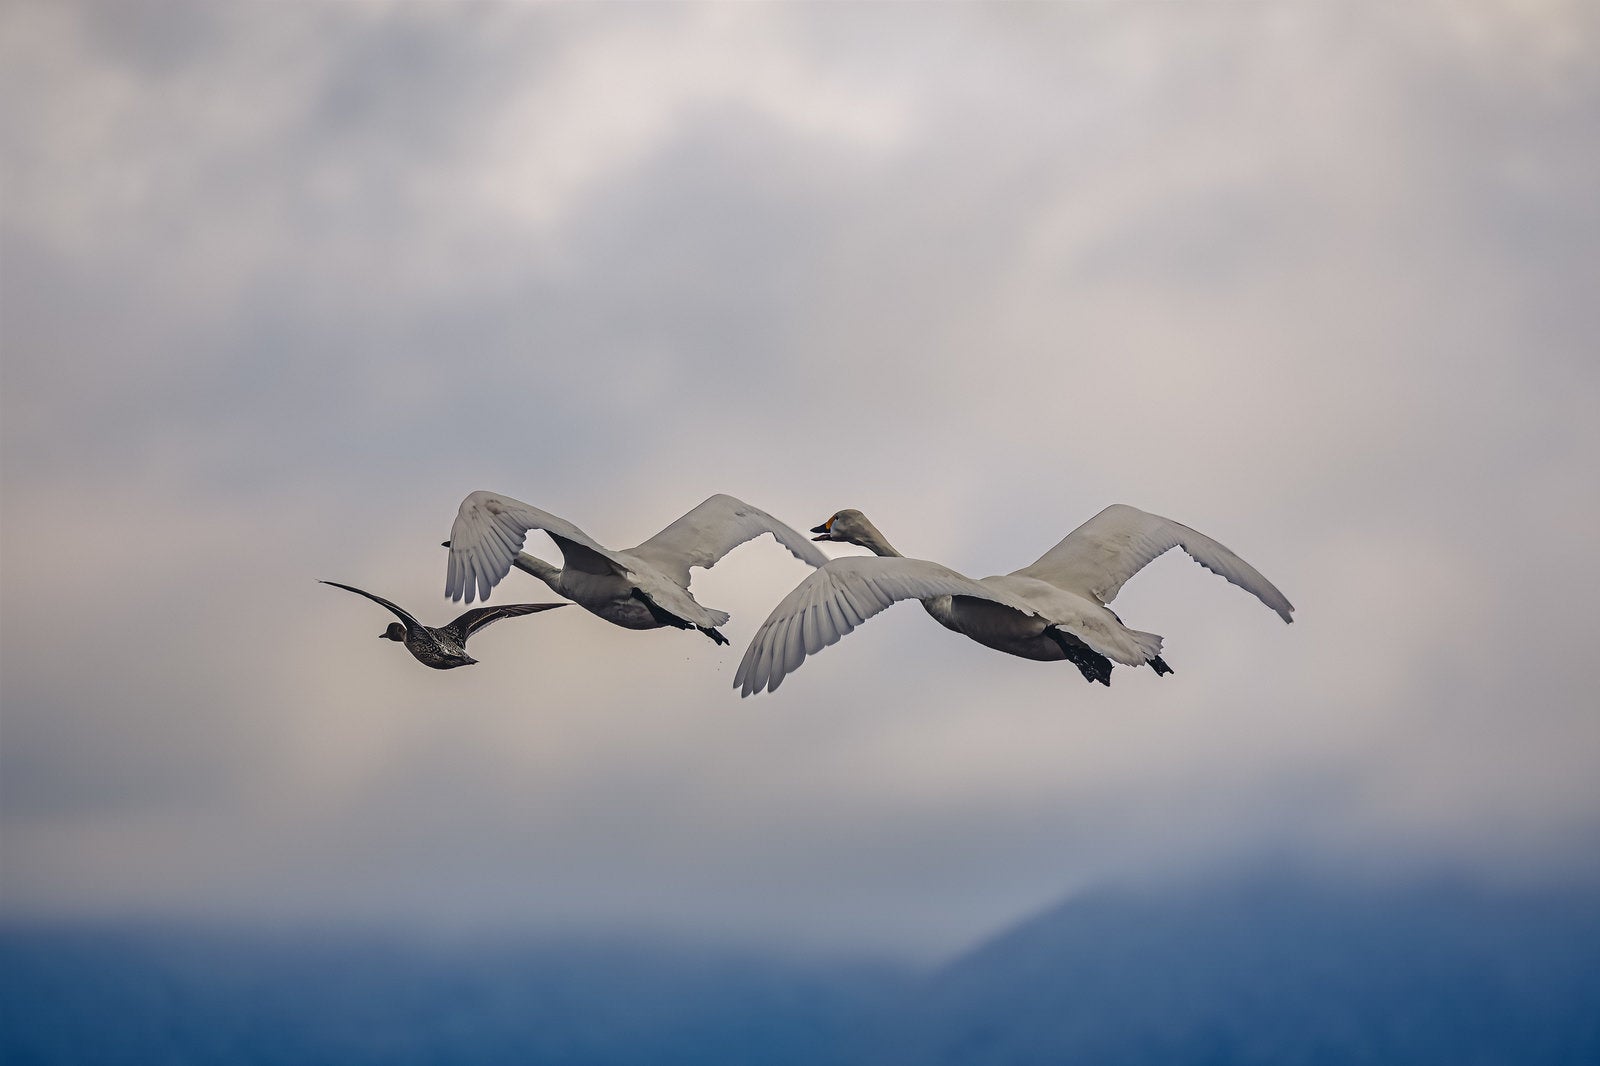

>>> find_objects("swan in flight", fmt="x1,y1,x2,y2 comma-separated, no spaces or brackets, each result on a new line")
444,492,829,645
321,580,566,670
734,505,1293,696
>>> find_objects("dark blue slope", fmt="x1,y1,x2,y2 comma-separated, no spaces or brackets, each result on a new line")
0,929,906,1066
4,877,1598,1066
860,876,1600,1066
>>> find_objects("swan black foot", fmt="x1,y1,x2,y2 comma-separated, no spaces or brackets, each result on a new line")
1149,655,1173,676
630,588,726,645
1046,627,1113,687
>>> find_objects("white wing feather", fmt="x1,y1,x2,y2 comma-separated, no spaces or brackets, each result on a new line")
628,494,829,586
445,491,633,603
735,557,1039,697
1015,504,1294,622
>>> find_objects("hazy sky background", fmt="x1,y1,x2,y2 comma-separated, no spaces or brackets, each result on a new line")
3,0,1598,960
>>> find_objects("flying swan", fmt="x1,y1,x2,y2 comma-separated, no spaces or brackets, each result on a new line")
444,492,829,645
734,505,1293,696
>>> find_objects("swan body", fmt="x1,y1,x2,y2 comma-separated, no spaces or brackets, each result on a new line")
321,580,566,670
735,505,1293,696
445,492,829,644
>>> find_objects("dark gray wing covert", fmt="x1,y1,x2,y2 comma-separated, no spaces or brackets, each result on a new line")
321,580,426,634
440,602,568,644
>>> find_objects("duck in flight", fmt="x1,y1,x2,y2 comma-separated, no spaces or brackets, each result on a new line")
735,504,1293,696
321,580,566,670
443,492,828,645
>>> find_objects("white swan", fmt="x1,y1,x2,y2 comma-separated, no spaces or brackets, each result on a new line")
445,492,829,645
735,504,1293,695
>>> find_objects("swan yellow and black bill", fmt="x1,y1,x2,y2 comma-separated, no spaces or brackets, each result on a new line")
809,516,836,540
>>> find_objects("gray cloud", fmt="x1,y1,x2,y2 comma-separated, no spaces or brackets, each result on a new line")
3,0,1597,958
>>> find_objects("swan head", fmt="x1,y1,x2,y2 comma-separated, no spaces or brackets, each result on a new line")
380,622,407,642
810,509,872,544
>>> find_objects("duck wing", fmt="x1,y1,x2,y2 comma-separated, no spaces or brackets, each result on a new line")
734,557,1038,697
438,602,568,645
1013,504,1294,622
446,491,635,603
321,580,426,635
627,494,829,587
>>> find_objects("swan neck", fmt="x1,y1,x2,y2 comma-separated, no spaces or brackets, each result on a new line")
856,521,903,558
512,552,562,591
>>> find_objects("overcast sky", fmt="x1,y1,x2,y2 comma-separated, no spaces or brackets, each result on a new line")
3,0,1598,960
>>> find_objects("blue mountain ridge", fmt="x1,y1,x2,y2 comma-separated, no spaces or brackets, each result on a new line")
4,875,1597,1065
857,874,1600,1066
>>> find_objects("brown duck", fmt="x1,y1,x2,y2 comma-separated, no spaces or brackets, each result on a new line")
321,580,566,669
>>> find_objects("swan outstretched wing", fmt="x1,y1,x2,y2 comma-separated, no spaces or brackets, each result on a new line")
735,557,1038,697
446,491,633,603
1015,504,1294,622
629,494,829,586
321,580,425,635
